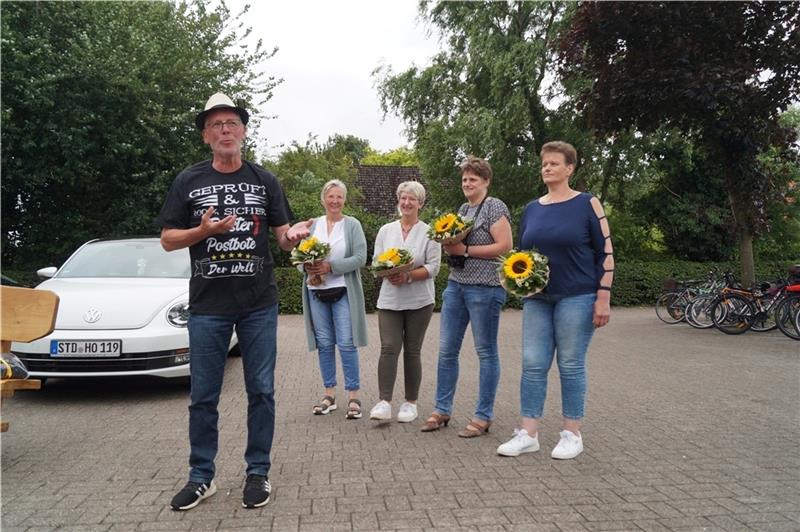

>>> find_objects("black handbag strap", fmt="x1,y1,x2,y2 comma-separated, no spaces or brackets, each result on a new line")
458,196,488,246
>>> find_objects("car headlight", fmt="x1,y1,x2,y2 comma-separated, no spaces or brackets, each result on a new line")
166,302,190,328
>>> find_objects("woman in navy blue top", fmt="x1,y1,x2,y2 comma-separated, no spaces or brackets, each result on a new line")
496,141,614,460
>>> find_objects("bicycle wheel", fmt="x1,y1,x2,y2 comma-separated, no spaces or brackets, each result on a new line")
776,295,800,340
656,292,685,324
686,294,718,329
795,307,800,338
750,304,777,332
711,293,755,335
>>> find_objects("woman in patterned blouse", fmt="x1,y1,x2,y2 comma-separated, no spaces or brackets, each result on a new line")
421,156,513,437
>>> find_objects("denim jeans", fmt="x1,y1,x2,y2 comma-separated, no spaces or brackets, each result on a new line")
434,281,506,421
521,292,596,419
187,305,277,483
308,291,360,391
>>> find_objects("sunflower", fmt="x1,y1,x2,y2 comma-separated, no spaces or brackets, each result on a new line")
378,248,402,265
298,237,318,253
434,213,458,233
503,252,534,280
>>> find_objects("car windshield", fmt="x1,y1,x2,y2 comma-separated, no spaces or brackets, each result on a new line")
57,240,190,278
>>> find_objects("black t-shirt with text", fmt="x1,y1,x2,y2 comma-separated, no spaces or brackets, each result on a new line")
156,160,292,315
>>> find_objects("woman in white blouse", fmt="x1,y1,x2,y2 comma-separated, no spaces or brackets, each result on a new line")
369,181,442,423
302,180,368,420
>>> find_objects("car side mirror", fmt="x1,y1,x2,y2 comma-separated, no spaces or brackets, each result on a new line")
37,267,58,279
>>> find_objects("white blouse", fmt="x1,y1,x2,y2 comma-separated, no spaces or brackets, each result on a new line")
373,220,442,311
309,216,347,290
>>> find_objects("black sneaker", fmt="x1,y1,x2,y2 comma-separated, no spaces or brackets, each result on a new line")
242,474,271,508
170,480,217,511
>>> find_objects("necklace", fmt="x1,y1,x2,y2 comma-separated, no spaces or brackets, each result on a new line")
400,220,416,236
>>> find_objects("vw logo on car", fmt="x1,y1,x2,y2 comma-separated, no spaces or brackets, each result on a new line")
83,308,102,323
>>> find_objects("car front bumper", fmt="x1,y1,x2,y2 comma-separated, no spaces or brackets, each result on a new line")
11,326,191,379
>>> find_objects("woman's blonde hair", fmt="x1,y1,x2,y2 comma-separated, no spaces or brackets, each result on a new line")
320,179,347,203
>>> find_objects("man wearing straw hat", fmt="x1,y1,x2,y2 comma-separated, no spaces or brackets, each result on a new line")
157,93,310,511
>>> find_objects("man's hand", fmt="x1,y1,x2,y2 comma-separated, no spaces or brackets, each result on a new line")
285,219,313,244
160,206,235,251
201,207,236,236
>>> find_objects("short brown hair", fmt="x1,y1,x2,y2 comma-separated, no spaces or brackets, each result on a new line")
459,156,493,181
540,141,577,167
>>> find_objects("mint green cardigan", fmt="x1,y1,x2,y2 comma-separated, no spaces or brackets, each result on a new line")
301,215,369,351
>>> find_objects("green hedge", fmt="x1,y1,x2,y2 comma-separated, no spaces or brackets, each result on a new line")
284,260,793,312
8,260,796,313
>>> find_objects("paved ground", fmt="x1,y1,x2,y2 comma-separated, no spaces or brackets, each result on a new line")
2,307,799,531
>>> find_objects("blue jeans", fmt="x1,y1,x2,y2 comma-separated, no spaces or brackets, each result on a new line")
434,281,506,421
308,291,360,391
187,305,277,483
521,293,596,420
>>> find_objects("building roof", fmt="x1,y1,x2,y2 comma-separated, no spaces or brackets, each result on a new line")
355,165,422,218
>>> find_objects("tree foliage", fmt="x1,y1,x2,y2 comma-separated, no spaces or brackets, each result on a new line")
560,1,800,282
360,146,419,167
262,136,391,265
376,1,574,211
1,0,280,270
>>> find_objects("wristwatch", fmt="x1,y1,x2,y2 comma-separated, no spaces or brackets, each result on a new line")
464,245,469,258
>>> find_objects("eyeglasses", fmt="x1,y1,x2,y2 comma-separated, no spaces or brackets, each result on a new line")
206,119,243,131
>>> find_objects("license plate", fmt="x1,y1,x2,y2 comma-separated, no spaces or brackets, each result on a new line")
50,340,122,357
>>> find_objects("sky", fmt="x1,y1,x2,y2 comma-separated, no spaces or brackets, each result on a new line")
230,1,441,160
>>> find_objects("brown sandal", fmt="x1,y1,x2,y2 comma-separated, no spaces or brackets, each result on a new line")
420,412,450,432
345,398,362,419
457,419,492,438
312,395,336,415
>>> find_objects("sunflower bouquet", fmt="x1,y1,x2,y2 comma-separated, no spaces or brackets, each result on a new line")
427,213,473,245
291,237,332,286
497,249,549,298
370,247,415,278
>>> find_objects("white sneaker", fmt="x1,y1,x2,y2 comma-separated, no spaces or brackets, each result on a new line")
369,400,392,420
551,430,583,459
496,429,540,457
396,402,418,423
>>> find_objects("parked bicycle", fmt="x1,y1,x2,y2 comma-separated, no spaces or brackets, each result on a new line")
775,284,800,341
657,264,800,342
684,270,728,329
655,278,701,324
709,272,797,335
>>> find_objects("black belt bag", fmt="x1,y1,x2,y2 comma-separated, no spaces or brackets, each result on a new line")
313,286,347,303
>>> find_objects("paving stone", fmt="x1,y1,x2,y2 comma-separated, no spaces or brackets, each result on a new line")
2,310,797,532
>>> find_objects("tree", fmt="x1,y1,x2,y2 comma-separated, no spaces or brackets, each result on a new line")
263,136,390,265
1,1,280,270
561,1,800,284
634,133,737,261
375,1,575,211
360,147,419,167
322,134,372,166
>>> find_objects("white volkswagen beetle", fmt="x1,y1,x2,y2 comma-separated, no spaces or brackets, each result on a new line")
11,237,237,380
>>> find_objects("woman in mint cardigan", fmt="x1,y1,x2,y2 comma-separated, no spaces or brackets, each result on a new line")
302,180,368,419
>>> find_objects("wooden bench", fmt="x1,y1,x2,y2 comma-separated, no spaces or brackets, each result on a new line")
1,285,59,432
